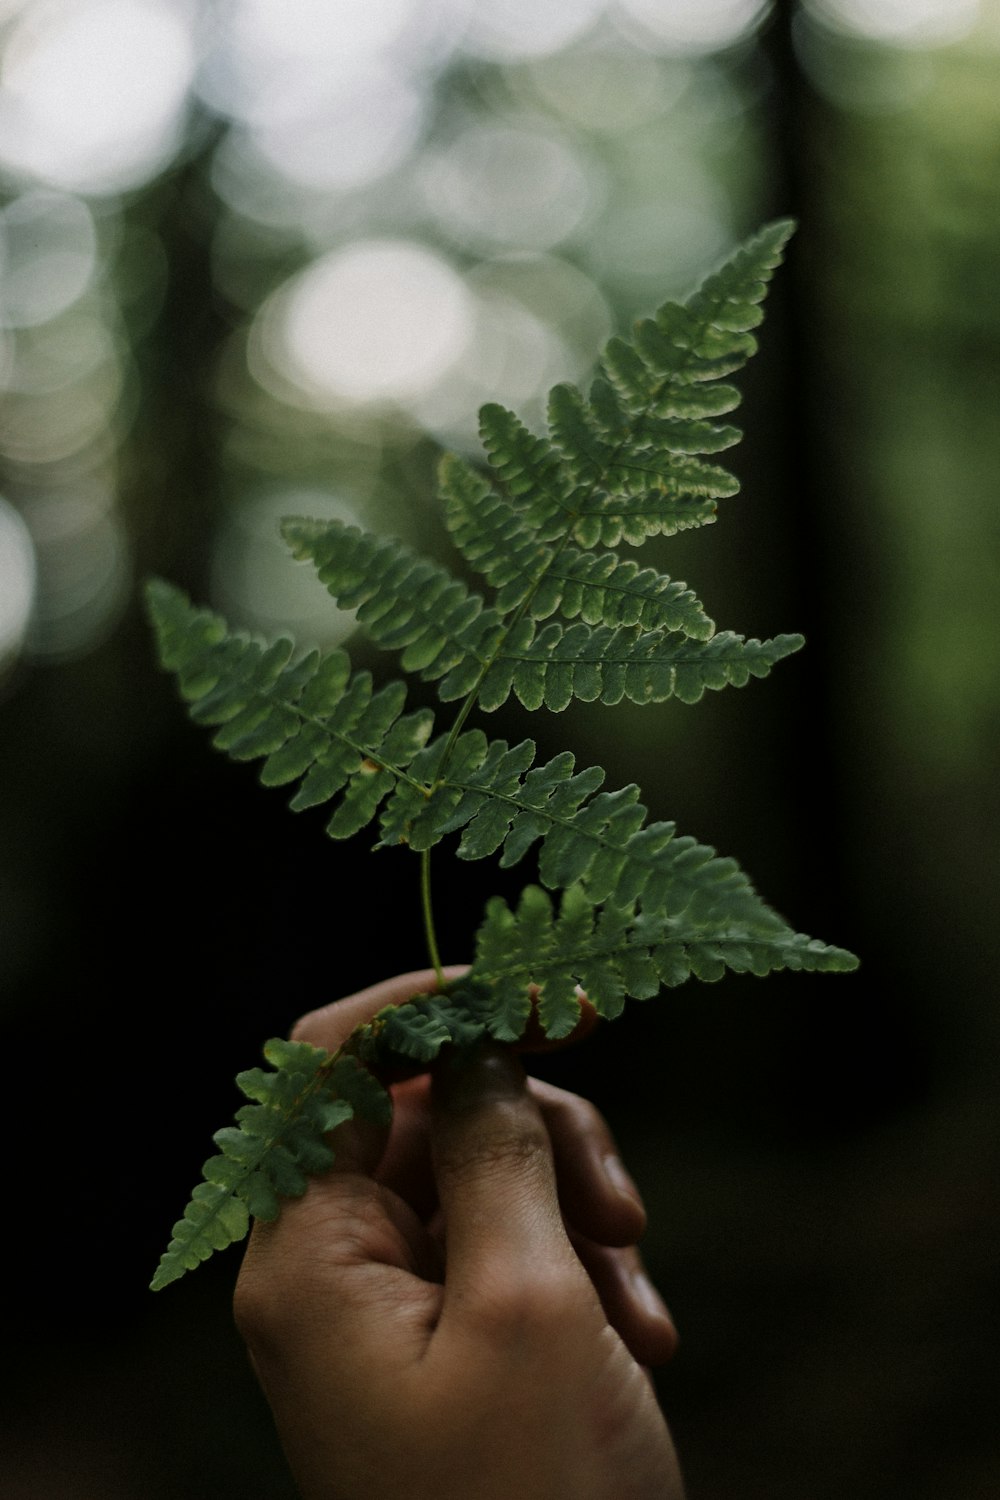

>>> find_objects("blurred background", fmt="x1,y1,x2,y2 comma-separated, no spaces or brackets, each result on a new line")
1,0,998,1495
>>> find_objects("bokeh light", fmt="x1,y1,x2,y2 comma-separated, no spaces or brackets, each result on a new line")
0,495,36,672
7,310,115,397
419,122,598,253
0,349,122,463
615,0,771,52
454,0,608,60
520,47,690,134
19,489,129,660
0,0,196,194
211,488,362,641
198,0,424,121
0,191,96,326
255,240,474,410
803,0,980,46
245,63,426,193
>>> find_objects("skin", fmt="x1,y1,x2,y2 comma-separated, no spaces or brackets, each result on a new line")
234,969,686,1500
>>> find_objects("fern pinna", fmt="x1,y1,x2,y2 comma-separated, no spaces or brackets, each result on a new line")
147,220,857,1291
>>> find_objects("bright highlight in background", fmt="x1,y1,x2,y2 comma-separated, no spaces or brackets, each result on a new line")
0,191,96,327
0,497,36,670
420,124,596,252
617,0,771,50
211,490,362,642
805,0,980,43
455,0,607,58
0,0,195,194
261,240,474,408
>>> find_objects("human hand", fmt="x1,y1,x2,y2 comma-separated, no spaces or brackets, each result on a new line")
234,970,685,1500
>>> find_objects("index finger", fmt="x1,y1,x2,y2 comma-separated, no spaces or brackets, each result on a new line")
290,965,470,1051
280,969,464,1175
292,968,598,1060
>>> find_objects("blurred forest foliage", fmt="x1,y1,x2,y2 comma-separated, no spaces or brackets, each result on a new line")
1,2,997,1496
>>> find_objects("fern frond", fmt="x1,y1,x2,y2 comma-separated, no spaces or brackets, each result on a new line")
151,1041,390,1289
470,884,859,1041
552,221,794,544
284,519,795,713
473,619,803,712
282,516,503,678
528,550,714,637
438,224,793,564
150,220,862,1293
477,401,576,539
354,989,491,1064
375,732,789,936
602,218,795,410
456,385,729,553
439,452,553,605
441,456,713,637
153,993,510,1287
549,380,740,495
146,580,434,840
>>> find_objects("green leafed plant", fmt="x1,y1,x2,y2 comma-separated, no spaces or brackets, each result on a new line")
147,219,858,1291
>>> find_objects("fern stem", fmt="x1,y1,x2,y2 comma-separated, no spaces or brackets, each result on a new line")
421,847,445,988
432,534,575,778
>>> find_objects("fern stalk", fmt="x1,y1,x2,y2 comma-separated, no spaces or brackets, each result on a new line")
421,847,445,987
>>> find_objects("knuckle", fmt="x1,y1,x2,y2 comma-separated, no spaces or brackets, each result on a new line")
470,1263,589,1338
436,1106,550,1185
232,1181,375,1344
534,1080,612,1147
567,1091,607,1140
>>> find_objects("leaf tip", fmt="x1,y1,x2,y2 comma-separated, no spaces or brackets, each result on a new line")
149,1256,184,1292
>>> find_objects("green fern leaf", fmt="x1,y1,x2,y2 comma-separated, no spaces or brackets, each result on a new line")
477,402,574,538
442,460,712,636
545,382,734,547
284,521,793,713
282,516,502,678
604,218,795,412
146,582,434,841
151,582,797,929
439,453,553,611
468,883,858,1042
150,1039,374,1290
548,221,794,545
478,620,803,712
151,1185,251,1292
369,733,789,935
537,550,713,638
350,988,493,1065
150,219,861,1290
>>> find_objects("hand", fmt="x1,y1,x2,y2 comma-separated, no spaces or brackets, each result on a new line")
234,970,685,1500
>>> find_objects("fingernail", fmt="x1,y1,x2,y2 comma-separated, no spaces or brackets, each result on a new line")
435,1042,525,1111
603,1152,642,1205
631,1268,672,1325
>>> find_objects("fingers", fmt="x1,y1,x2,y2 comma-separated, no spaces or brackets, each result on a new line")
532,1078,647,1247
291,966,470,1051
374,1075,439,1219
287,975,674,1365
289,968,468,1178
378,1073,649,1247
430,1044,584,1309
570,1236,678,1368
294,968,596,1061
514,990,600,1053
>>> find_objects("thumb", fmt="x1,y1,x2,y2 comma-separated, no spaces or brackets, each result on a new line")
430,1044,577,1305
